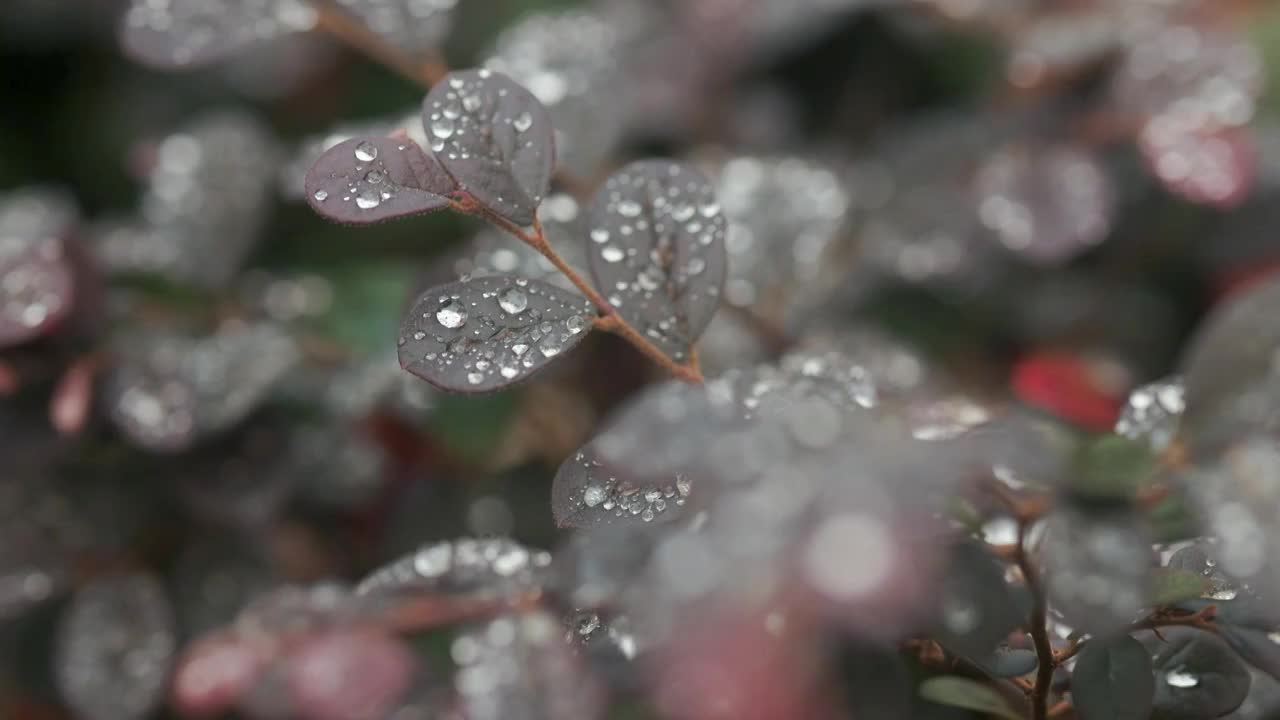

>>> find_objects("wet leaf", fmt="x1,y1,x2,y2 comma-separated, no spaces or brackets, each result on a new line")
398,275,594,393
305,136,454,225
356,537,551,606
1071,435,1155,501
1044,507,1151,635
918,676,1021,720
56,573,177,720
1147,627,1252,720
551,446,693,529
331,0,453,56
586,160,727,361
120,0,318,69
972,644,1038,678
1073,634,1155,720
423,69,555,226
933,543,1023,662
1116,376,1185,453
284,628,417,720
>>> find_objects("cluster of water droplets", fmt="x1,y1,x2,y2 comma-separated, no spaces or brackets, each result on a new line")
106,322,300,452
588,161,726,361
280,110,423,198
355,537,552,602
309,138,431,216
93,113,278,289
559,451,692,527
484,9,626,176
973,143,1115,265
0,188,77,344
1116,375,1185,452
399,275,594,391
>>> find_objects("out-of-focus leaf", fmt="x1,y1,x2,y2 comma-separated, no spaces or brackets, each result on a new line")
1149,568,1212,607
356,537,551,607
119,0,317,69
586,160,727,362
918,676,1020,720
398,274,594,393
1147,627,1252,720
1072,633,1154,720
423,69,555,226
1221,626,1280,684
551,445,693,529
1071,435,1155,501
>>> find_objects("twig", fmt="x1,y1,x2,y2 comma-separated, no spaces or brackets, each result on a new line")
313,3,446,89
1051,606,1219,668
1015,518,1054,720
476,208,704,384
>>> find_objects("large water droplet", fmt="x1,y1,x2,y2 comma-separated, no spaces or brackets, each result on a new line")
354,142,378,162
590,228,610,244
513,112,533,133
583,485,606,507
436,300,467,329
431,117,456,139
617,200,642,218
1166,668,1199,688
498,287,528,315
356,190,382,210
601,246,625,263
313,190,329,202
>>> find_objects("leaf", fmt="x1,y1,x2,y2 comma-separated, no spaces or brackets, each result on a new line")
305,136,454,225
56,573,176,720
918,676,1021,720
1071,434,1155,501
1072,634,1155,720
397,275,595,393
1149,568,1213,607
933,544,1024,661
973,645,1039,678
119,0,316,69
1044,507,1151,635
1148,627,1252,720
355,537,551,606
551,446,693,529
423,69,555,226
586,160,728,362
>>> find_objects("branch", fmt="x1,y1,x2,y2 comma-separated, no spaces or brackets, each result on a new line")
1015,518,1054,720
313,3,446,89
475,208,704,384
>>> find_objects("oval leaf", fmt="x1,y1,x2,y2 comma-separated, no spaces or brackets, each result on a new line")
1149,627,1252,720
306,136,454,225
1073,634,1155,720
586,160,728,362
1149,568,1213,607
56,573,177,720
0,190,78,348
919,676,1021,720
120,0,315,69
423,69,555,226
398,275,594,393
551,447,693,529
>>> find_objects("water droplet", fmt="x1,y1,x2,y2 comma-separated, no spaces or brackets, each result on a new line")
467,372,484,385
617,200,642,218
431,117,455,139
313,190,329,202
463,95,482,113
436,300,467,329
354,142,378,162
538,335,561,357
500,365,519,379
601,246,625,263
498,287,528,315
590,228,610,244
513,112,533,133
565,315,587,334
583,485,606,507
1166,668,1199,688
365,170,385,185
356,190,381,210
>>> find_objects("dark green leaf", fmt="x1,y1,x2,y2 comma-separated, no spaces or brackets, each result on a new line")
1149,568,1212,607
918,676,1021,720
1072,634,1154,720
1071,435,1154,500
1221,626,1280,683
1148,627,1251,720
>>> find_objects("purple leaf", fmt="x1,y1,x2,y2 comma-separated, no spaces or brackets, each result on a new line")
551,447,693,529
305,136,454,225
398,275,594,393
423,69,556,226
586,160,727,362
0,189,78,348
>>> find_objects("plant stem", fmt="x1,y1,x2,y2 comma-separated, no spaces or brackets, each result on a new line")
1016,518,1054,720
313,3,446,88
479,210,703,384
